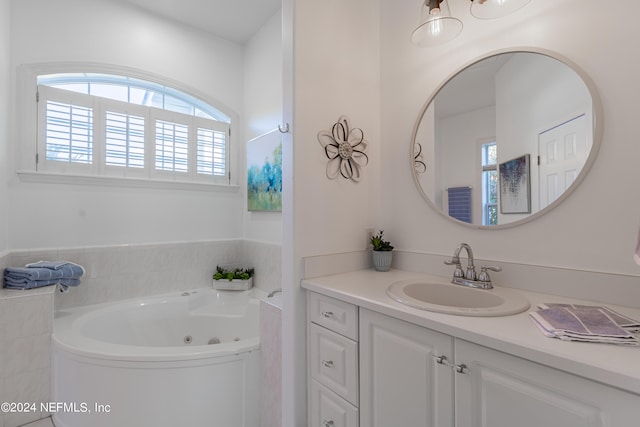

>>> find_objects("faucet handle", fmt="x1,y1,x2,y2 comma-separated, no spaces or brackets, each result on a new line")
444,258,464,278
477,265,502,282
444,256,460,266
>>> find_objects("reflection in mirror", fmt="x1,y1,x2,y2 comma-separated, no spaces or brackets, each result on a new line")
412,51,600,228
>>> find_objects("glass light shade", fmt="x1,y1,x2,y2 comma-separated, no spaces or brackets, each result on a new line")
411,1,463,47
470,0,532,19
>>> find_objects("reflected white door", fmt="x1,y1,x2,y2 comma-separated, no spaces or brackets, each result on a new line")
538,114,590,210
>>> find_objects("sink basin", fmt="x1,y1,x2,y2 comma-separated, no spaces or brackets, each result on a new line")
387,279,530,316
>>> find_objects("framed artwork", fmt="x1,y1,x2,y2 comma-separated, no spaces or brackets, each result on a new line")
247,130,282,212
499,154,531,214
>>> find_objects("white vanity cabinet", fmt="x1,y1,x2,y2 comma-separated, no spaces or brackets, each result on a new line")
309,294,640,427
308,292,360,427
359,308,454,427
455,339,640,427
360,307,640,427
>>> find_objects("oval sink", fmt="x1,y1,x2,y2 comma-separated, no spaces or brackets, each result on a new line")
387,279,530,316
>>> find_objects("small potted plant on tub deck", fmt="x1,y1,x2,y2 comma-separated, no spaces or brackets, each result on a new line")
370,230,394,272
213,265,255,290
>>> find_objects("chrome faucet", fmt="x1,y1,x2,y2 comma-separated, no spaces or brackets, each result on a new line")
444,243,501,289
450,243,476,280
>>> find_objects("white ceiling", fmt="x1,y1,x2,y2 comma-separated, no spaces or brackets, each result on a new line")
120,0,282,44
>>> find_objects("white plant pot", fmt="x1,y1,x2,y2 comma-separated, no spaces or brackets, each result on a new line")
212,277,253,291
372,251,393,272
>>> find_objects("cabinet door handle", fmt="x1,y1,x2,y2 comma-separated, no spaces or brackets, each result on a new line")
322,420,334,427
455,363,468,374
434,355,448,365
321,360,334,368
321,311,334,318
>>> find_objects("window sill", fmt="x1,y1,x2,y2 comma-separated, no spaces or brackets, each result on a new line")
16,170,240,193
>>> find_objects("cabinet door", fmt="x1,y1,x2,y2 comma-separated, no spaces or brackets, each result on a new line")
455,339,640,427
360,308,454,427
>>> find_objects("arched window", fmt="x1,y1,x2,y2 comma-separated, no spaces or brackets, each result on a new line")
35,72,231,184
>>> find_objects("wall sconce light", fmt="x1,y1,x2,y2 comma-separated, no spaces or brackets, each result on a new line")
411,0,532,47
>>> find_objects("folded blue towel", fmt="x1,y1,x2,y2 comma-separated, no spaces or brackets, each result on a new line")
3,277,81,289
4,262,84,281
25,260,69,269
3,261,85,291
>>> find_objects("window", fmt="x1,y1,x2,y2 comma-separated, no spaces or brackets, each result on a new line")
481,142,498,226
44,99,93,165
36,73,231,185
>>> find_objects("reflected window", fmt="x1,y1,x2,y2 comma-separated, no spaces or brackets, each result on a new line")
482,142,498,225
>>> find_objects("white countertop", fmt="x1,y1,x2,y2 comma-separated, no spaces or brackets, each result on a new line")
302,268,640,395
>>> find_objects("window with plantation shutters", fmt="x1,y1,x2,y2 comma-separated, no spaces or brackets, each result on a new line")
155,119,189,173
105,111,145,169
35,73,231,185
197,127,227,176
45,100,93,165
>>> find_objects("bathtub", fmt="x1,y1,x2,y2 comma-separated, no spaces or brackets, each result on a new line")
52,287,265,427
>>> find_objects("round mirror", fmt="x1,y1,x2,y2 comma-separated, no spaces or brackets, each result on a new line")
411,49,602,228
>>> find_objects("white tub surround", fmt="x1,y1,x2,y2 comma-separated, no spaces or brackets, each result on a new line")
0,240,280,427
0,286,55,427
1,239,281,310
260,294,282,427
52,288,264,427
302,268,640,397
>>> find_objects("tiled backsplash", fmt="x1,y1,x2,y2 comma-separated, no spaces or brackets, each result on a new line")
3,239,281,310
0,239,281,427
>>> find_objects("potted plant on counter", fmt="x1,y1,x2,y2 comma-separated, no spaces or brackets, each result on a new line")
370,230,394,272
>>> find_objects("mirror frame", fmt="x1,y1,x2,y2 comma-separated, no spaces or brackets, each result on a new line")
410,47,604,229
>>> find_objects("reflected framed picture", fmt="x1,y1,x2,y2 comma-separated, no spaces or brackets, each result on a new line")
247,130,282,212
499,154,531,214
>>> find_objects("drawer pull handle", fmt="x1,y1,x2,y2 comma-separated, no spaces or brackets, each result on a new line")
455,363,468,374
323,421,334,427
321,360,334,368
321,311,334,318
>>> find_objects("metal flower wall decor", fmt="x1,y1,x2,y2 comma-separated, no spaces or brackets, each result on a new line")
317,116,368,182
414,142,426,174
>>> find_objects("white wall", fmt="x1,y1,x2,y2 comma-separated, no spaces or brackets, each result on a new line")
0,0,9,253
282,0,381,425
495,52,592,224
244,11,284,142
243,10,283,244
434,105,495,224
8,0,246,249
381,0,640,276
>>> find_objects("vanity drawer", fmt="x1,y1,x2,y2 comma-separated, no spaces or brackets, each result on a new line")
310,379,359,427
309,292,358,340
309,323,358,405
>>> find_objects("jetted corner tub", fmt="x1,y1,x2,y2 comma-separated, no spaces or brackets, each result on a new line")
52,287,265,427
